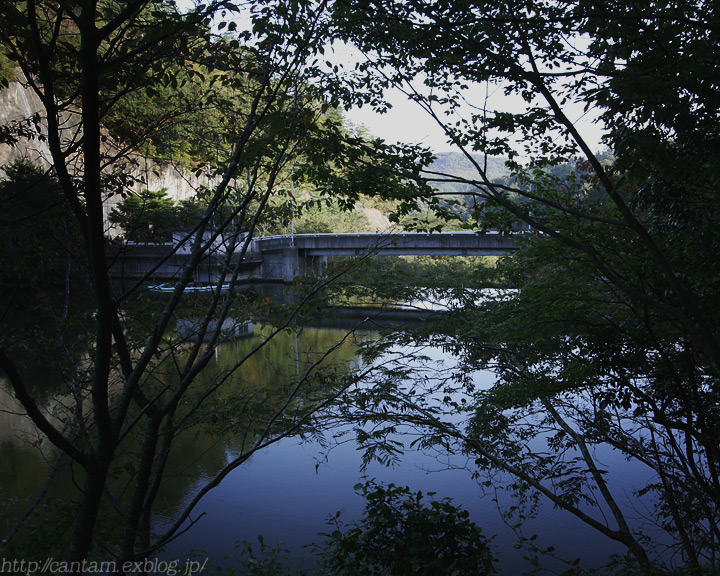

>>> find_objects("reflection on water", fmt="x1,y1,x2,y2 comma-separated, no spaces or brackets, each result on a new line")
156,338,632,574
0,323,368,553
1,318,639,573
0,384,56,500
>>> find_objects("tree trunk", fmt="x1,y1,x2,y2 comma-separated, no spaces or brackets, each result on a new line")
66,460,111,569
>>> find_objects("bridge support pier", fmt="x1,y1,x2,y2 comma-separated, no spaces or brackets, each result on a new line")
281,247,302,282
280,248,327,282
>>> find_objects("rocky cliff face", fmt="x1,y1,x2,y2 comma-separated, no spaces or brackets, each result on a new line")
0,79,50,169
0,78,205,229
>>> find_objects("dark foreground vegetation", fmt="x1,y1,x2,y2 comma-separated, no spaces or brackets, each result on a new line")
1,0,718,574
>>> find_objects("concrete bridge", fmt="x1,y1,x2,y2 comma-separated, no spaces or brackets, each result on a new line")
108,232,516,286
256,232,515,282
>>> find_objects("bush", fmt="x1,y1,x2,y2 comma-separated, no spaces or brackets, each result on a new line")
319,481,495,576
109,188,178,242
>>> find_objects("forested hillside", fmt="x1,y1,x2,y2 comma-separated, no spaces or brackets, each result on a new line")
428,152,509,193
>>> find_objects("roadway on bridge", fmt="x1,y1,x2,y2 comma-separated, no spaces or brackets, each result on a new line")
251,231,516,256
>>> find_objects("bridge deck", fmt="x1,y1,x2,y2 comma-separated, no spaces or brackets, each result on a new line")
253,232,516,256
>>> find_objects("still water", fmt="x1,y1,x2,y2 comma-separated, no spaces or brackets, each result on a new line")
153,323,633,574
0,315,642,574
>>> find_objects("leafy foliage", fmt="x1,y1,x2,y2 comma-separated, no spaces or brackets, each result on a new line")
0,159,82,297
0,0,421,569
0,46,15,87
320,480,495,576
327,0,720,572
4,0,720,573
109,188,179,242
293,199,369,234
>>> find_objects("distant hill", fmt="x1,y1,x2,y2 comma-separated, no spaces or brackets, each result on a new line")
427,152,511,193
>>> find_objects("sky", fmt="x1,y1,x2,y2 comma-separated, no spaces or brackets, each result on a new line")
345,91,454,152
344,85,608,155
332,40,608,155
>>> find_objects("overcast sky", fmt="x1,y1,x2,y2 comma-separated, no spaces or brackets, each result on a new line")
344,85,607,155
